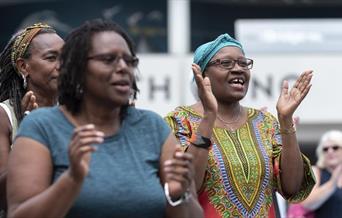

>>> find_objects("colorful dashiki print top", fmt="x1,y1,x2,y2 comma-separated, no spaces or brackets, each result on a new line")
165,106,315,218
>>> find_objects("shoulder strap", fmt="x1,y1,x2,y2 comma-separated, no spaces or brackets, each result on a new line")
0,102,13,127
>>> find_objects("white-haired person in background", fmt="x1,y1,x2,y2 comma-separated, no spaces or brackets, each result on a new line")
300,130,342,218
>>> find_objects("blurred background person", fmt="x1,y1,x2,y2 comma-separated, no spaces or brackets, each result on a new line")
6,19,203,218
297,130,342,218
0,23,64,215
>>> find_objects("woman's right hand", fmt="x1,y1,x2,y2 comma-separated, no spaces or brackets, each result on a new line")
192,63,217,115
21,91,38,113
67,124,104,182
164,150,194,200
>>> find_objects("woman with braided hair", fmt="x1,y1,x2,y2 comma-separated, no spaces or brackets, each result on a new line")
0,23,64,214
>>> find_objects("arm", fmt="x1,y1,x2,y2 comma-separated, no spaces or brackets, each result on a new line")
276,70,313,196
0,91,38,209
301,165,342,210
1,90,44,210
160,133,203,218
7,124,104,218
186,64,217,191
7,137,80,218
0,108,12,209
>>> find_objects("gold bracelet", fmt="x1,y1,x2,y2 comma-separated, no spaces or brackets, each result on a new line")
279,125,296,135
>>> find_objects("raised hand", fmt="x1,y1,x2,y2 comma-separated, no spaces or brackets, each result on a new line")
21,91,38,113
164,150,194,199
276,70,313,118
192,63,218,114
67,124,104,182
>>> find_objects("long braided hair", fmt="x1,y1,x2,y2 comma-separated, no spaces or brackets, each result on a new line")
0,27,56,123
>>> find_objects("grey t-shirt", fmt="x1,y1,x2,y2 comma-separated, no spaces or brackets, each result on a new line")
16,106,170,218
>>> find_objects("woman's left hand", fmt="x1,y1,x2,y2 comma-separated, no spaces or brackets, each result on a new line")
21,91,38,113
163,151,194,199
276,70,313,118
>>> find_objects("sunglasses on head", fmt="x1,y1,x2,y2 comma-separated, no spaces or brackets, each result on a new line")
322,145,341,153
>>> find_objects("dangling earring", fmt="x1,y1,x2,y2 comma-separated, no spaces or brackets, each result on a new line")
128,89,134,106
75,83,84,99
21,73,27,89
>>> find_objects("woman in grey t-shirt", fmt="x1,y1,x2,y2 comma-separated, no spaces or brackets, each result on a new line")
6,19,203,218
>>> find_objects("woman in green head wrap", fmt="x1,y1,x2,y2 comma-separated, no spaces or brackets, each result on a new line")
165,33,316,217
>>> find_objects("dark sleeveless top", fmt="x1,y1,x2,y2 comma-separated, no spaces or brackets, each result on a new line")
315,168,342,218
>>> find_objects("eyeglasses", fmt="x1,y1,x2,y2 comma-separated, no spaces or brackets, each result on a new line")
87,53,139,68
322,145,341,153
207,58,253,70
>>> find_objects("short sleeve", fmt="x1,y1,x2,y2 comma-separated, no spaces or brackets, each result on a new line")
265,112,316,202
14,109,51,149
137,109,172,149
150,111,171,145
164,108,193,150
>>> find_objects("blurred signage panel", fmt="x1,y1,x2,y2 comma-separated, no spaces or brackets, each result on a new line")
190,0,342,5
0,0,167,53
135,55,193,117
235,19,342,53
136,54,342,123
240,53,342,124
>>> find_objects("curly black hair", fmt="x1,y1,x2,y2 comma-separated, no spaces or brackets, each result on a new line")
58,19,139,117
0,28,56,123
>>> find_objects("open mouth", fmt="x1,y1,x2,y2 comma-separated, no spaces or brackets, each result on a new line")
112,80,129,86
111,80,131,92
228,78,245,86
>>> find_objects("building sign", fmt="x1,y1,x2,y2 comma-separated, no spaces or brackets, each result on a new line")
235,19,342,53
136,54,342,123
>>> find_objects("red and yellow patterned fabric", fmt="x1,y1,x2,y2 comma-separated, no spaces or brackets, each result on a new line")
165,106,315,218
